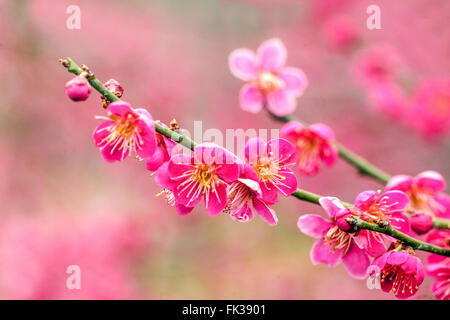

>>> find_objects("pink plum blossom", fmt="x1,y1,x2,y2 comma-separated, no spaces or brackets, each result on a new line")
409,79,450,138
297,197,370,279
367,82,408,119
224,164,278,226
166,143,242,216
93,101,156,162
245,138,297,204
372,250,424,299
65,75,91,101
385,171,450,220
426,229,450,264
281,121,338,175
341,190,411,257
426,258,450,300
145,123,177,172
229,38,308,116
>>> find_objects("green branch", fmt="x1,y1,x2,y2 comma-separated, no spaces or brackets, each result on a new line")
349,217,450,257
59,57,450,257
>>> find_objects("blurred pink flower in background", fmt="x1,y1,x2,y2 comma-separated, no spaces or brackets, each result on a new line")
0,215,150,299
426,258,450,300
229,38,308,116
323,15,360,52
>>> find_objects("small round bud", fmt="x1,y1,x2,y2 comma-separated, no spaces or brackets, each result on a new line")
65,75,91,101
335,208,355,233
411,212,433,235
104,79,124,97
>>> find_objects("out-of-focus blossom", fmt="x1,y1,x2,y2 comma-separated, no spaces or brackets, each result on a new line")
385,171,450,219
408,79,450,138
323,15,359,52
410,212,433,235
104,79,124,98
372,250,424,299
224,164,278,226
281,121,338,175
229,38,308,116
145,123,176,172
165,143,241,216
367,82,408,119
297,197,370,279
341,190,410,257
65,75,91,101
426,229,450,264
0,216,149,299
352,44,403,88
426,258,450,300
245,138,297,204
93,101,156,162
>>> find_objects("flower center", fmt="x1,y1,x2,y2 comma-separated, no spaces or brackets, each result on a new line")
257,72,284,93
381,264,418,296
296,135,320,169
223,181,253,220
323,225,352,254
408,189,443,217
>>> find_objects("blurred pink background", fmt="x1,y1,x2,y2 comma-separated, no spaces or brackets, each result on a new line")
0,0,449,299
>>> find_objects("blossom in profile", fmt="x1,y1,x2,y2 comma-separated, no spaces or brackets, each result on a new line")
385,171,450,220
229,38,308,116
340,190,410,257
426,258,450,300
297,197,370,279
408,79,450,138
224,164,278,226
371,250,424,299
281,121,338,175
245,138,297,204
93,101,156,162
166,143,241,216
65,75,91,101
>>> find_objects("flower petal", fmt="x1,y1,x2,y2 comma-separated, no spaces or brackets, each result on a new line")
319,197,345,218
239,84,264,113
252,198,278,226
280,121,304,139
385,175,414,192
297,214,333,238
229,48,258,81
205,183,228,216
355,190,378,211
309,123,335,141
267,138,295,163
342,242,371,279
416,170,446,193
279,67,308,95
310,239,342,267
257,38,287,71
266,89,297,117
245,137,266,164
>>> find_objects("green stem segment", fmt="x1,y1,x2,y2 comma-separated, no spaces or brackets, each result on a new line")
60,57,450,257
433,217,450,230
349,217,450,257
265,109,391,184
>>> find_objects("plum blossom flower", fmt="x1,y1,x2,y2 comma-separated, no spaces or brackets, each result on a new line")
229,38,308,116
145,123,176,172
65,75,91,101
224,164,278,226
166,143,241,216
372,250,425,299
426,229,450,264
245,138,297,204
409,79,450,138
297,197,370,279
281,121,338,175
385,171,450,219
340,190,410,257
93,101,156,162
367,82,408,119
426,258,450,300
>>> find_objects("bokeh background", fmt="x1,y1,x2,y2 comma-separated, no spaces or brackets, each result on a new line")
0,0,449,299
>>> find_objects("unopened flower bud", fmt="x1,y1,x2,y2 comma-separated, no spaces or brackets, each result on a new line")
335,208,355,233
104,79,124,97
411,212,433,235
65,75,91,101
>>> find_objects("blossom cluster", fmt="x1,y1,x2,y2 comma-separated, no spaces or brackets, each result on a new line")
63,38,450,300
